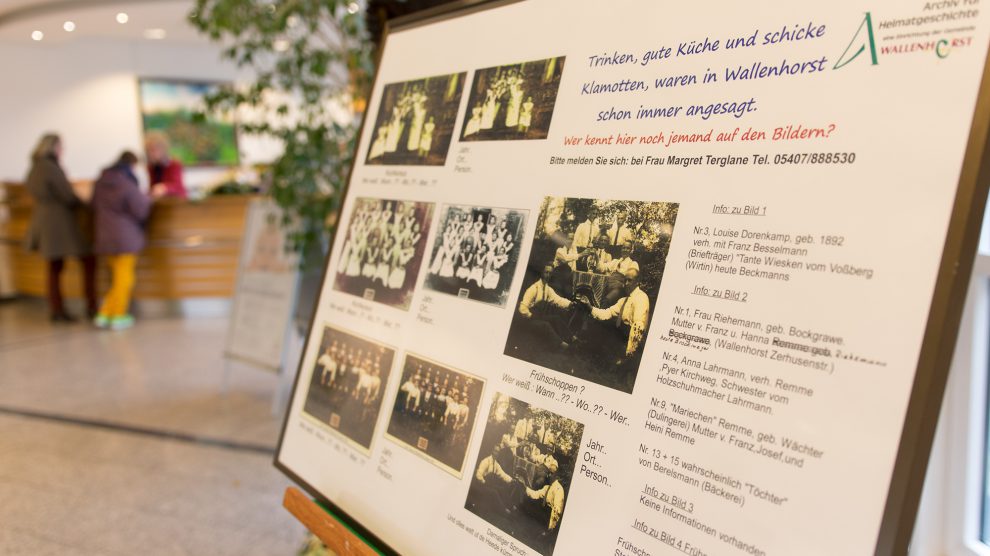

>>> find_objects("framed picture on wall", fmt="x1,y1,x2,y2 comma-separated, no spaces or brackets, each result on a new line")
137,78,239,166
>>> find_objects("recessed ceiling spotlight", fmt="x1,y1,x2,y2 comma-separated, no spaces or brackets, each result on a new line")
347,2,360,14
63,21,75,32
273,38,289,52
143,28,167,40
31,30,43,41
116,12,129,24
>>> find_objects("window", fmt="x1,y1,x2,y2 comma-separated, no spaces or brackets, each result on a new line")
913,212,990,556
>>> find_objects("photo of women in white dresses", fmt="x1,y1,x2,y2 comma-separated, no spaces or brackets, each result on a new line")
423,205,527,307
366,72,466,166
461,57,565,142
333,198,435,311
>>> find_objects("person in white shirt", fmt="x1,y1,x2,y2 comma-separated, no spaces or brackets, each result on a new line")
572,211,599,251
522,456,565,530
475,432,518,484
553,232,580,271
517,264,576,352
577,233,613,273
518,264,572,318
604,243,640,305
605,243,640,274
317,346,338,387
475,452,514,485
580,268,650,361
604,214,634,252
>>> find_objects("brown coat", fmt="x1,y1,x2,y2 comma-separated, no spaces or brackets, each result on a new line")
24,155,91,259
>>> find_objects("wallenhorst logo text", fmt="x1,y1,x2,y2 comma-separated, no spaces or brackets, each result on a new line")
834,8,977,68
880,37,973,58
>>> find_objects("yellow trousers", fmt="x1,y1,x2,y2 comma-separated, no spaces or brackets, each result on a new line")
99,254,137,317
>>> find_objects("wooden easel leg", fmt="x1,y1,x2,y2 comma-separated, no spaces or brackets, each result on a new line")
282,487,380,556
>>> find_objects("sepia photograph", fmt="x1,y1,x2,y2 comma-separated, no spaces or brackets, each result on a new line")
332,197,435,311
366,72,466,166
385,354,485,476
423,204,528,307
302,325,395,453
464,392,584,556
460,57,566,142
503,196,679,393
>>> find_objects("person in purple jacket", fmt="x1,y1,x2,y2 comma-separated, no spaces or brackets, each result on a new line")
91,151,163,330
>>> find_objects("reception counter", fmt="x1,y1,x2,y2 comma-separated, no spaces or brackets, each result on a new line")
0,183,254,300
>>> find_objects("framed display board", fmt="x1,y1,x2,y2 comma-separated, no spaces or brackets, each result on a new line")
276,1,990,554
224,198,299,371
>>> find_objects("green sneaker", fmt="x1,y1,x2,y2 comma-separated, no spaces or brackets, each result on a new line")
109,315,135,330
93,314,110,328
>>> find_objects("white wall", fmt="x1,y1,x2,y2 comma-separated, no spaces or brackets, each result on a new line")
0,37,280,190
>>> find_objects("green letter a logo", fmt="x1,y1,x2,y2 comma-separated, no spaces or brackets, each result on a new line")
834,12,879,70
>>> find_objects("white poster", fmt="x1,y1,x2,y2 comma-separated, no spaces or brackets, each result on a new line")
277,1,990,554
225,199,299,371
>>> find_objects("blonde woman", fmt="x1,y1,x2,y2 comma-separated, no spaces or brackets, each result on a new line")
24,133,97,321
144,131,186,199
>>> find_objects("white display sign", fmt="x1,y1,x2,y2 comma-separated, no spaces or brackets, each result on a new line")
225,198,299,371
276,1,990,554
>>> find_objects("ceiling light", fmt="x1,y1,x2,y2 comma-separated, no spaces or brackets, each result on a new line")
144,28,167,40
347,2,360,14
116,12,129,24
31,30,43,41
63,21,75,32
273,38,289,52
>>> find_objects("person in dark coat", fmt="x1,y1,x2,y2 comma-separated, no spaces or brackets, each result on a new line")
91,151,161,330
24,133,97,321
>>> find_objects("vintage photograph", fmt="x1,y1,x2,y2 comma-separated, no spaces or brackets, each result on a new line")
332,198,435,310
302,325,395,453
464,393,584,556
460,56,566,142
503,197,679,393
138,79,238,166
365,72,466,166
385,354,485,476
423,204,528,307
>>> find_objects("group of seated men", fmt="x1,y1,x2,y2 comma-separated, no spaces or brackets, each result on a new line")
516,211,650,367
473,418,565,532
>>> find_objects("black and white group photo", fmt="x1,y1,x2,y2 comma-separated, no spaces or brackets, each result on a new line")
503,196,679,393
303,325,396,453
385,354,485,476
460,56,566,141
423,204,528,307
333,197,435,310
366,72,466,166
464,393,584,556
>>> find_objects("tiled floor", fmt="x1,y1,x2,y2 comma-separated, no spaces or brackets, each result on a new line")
0,299,306,555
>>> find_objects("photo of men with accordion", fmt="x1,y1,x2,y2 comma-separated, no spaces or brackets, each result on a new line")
465,393,584,556
504,196,679,393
